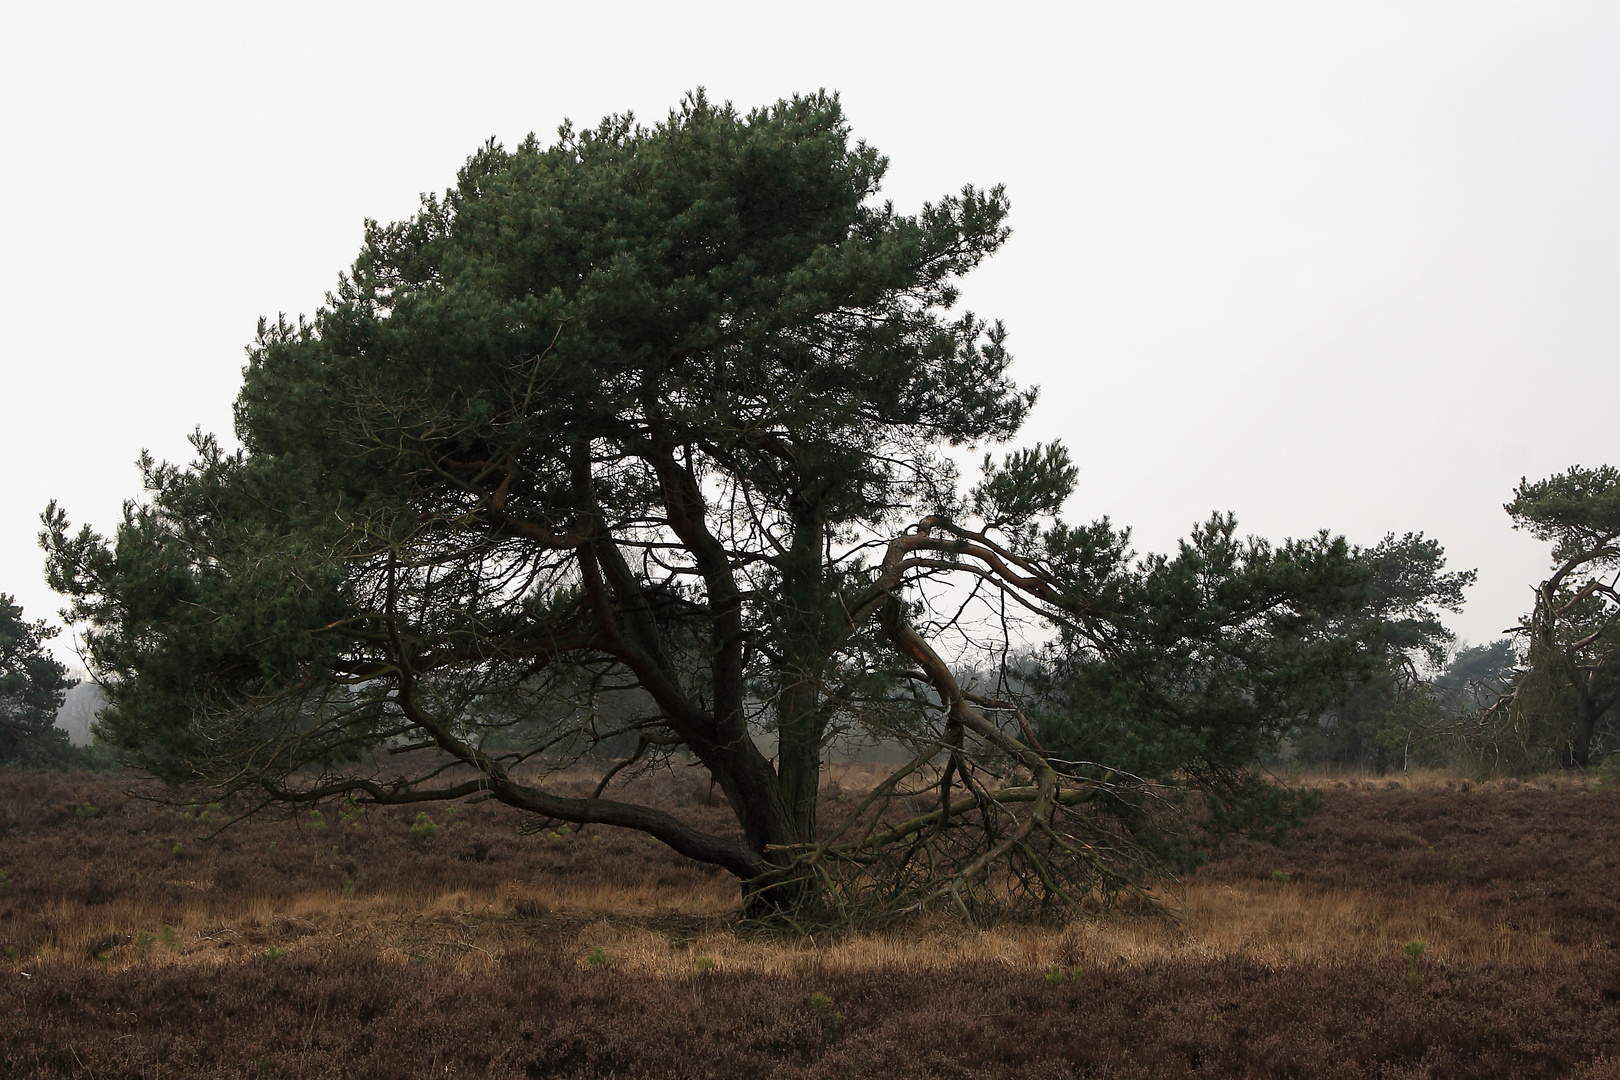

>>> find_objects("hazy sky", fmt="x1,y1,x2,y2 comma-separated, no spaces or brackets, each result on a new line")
3,2,1617,664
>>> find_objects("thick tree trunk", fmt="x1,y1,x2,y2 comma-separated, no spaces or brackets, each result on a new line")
775,503,830,843
711,745,822,918
1567,692,1594,768
1566,686,1612,769
777,677,823,840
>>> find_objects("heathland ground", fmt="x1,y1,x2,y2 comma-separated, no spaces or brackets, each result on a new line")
4,766,1619,1078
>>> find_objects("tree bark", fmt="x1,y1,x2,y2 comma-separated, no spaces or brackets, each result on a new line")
776,500,828,842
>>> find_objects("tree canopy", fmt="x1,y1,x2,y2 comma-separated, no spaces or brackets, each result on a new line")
0,594,77,768
1488,465,1620,769
1264,536,1480,772
43,92,1470,923
1038,527,1469,805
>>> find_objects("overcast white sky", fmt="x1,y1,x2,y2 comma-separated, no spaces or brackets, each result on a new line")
3,1,1617,664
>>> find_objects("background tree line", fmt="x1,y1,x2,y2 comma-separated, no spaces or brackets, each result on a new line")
1277,464,1619,777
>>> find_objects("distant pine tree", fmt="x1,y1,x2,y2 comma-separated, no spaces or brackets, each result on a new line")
0,594,80,767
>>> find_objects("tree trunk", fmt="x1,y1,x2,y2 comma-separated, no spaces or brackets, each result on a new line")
1568,694,1598,769
775,502,830,843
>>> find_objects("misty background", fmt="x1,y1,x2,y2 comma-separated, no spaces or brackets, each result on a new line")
3,3,1617,724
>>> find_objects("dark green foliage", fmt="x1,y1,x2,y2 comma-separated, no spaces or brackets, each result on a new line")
1481,465,1620,771
1035,523,1471,858
1283,639,1519,774
1261,536,1480,773
1508,464,1620,565
1434,639,1519,705
0,595,79,769
1359,467,1620,777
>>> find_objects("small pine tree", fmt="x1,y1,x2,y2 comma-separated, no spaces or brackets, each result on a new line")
0,594,79,768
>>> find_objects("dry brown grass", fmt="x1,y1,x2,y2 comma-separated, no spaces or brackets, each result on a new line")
1286,764,1605,794
568,875,1580,981
28,872,1577,987
4,765,1619,1078
3,763,1610,977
